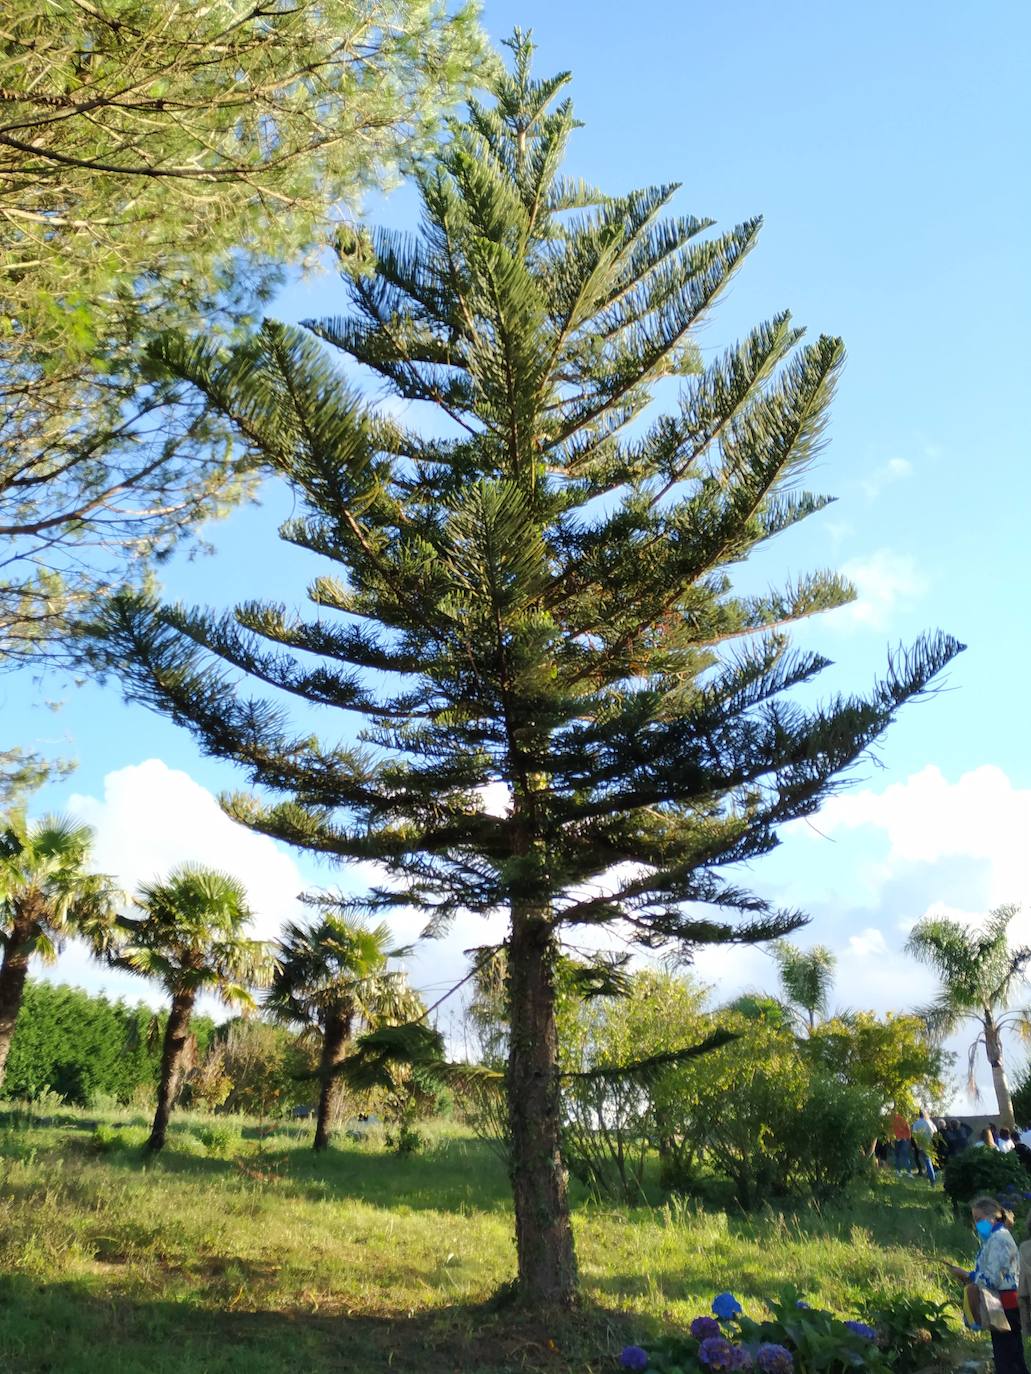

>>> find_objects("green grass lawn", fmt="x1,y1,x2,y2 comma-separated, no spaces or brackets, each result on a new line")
0,1108,981,1373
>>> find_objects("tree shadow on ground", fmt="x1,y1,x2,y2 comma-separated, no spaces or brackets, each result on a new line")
75,1129,517,1214
0,1272,642,1374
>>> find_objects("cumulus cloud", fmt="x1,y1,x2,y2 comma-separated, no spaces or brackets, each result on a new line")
861,456,913,500
814,764,1031,917
67,759,308,939
848,926,889,958
835,548,928,628
43,760,310,1007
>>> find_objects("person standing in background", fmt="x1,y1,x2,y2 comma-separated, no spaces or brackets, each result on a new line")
912,1108,938,1183
891,1108,914,1173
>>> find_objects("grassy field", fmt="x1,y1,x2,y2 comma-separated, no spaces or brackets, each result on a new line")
0,1106,981,1374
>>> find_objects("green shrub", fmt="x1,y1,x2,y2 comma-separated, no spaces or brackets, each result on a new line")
685,1026,882,1208
942,1146,1029,1214
861,1292,953,1374
195,1122,241,1156
169,1131,208,1157
90,1124,148,1153
2,980,219,1107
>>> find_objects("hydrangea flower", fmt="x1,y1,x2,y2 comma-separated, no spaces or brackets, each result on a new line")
844,1322,877,1342
691,1317,723,1340
699,1336,738,1370
712,1292,743,1321
756,1343,794,1374
795,1300,810,1310
731,1346,753,1370
620,1346,649,1372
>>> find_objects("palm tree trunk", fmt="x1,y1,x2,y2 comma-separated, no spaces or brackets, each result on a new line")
0,915,35,1092
148,991,195,1151
506,902,578,1308
313,1010,350,1152
984,1013,1016,1131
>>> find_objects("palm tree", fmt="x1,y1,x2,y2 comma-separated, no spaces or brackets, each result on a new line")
116,863,274,1151
0,811,118,1089
906,904,1029,1129
267,915,418,1151
771,941,836,1033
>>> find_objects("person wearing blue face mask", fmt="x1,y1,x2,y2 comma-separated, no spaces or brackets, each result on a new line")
946,1197,1028,1374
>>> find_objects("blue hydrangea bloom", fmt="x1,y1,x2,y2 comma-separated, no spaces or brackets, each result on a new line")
620,1346,649,1371
699,1336,738,1370
712,1292,743,1321
731,1345,753,1370
756,1343,794,1374
844,1322,877,1341
691,1316,723,1340
795,1300,810,1310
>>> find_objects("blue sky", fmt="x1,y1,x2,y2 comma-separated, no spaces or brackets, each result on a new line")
4,0,1030,1105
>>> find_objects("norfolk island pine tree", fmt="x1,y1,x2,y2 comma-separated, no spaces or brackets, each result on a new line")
83,34,963,1305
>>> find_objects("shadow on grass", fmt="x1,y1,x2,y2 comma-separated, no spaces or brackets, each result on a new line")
0,1272,644,1374
79,1129,516,1214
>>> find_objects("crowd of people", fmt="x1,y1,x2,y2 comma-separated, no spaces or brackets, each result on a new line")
874,1108,1031,1184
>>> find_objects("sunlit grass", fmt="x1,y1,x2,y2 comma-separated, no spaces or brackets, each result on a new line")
0,1106,976,1373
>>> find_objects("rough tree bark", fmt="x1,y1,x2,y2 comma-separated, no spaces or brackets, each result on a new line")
148,990,195,1151
984,1012,1016,1131
313,1007,351,1152
506,904,578,1307
0,911,36,1090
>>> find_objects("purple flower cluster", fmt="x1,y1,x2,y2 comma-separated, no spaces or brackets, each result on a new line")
756,1343,794,1374
620,1346,649,1372
844,1322,877,1342
699,1337,739,1371
691,1316,723,1341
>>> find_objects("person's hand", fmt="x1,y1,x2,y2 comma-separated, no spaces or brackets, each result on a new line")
942,1262,969,1281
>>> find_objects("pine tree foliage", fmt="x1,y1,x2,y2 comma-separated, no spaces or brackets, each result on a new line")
0,0,487,663
85,32,963,1297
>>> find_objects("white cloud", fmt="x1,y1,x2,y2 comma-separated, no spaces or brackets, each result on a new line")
44,760,310,1008
67,759,307,940
835,548,928,628
861,456,913,500
814,764,1031,915
848,926,889,958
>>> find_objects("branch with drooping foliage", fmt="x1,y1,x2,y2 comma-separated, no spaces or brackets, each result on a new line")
81,30,963,1303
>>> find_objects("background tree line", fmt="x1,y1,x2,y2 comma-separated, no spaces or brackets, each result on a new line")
0,978,214,1106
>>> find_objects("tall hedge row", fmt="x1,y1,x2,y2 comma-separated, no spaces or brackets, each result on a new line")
2,980,216,1107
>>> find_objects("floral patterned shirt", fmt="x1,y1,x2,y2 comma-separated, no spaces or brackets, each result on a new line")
972,1224,1021,1294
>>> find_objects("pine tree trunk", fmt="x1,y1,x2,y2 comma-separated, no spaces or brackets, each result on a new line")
313,1010,350,1152
148,991,194,1152
506,904,578,1307
984,1014,1016,1131
0,914,36,1092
